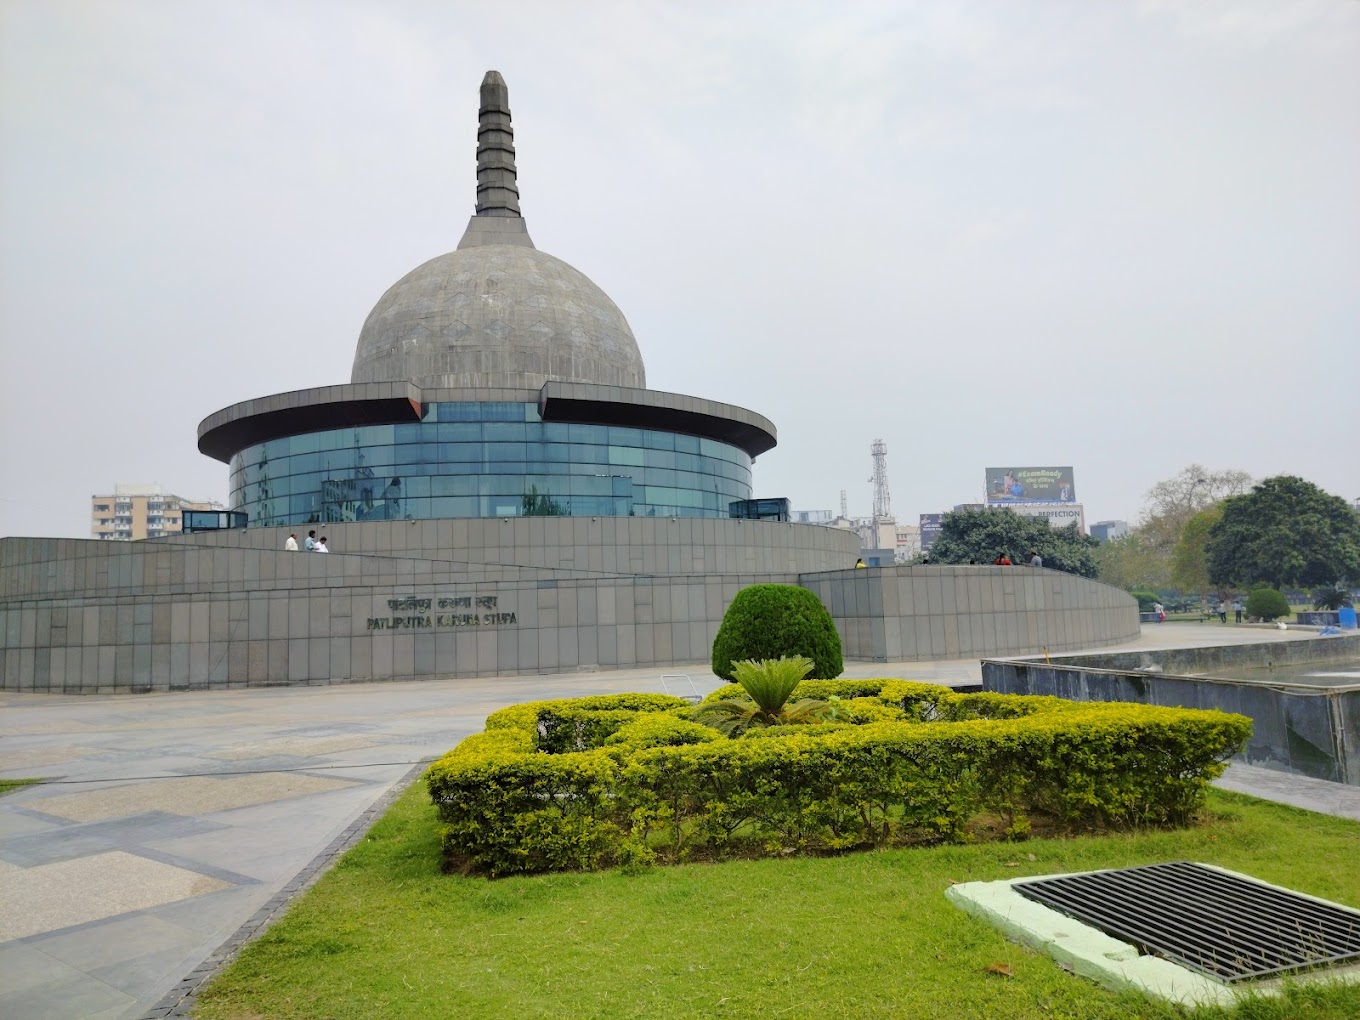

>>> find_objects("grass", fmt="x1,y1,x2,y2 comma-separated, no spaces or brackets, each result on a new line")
0,778,44,796
194,781,1360,1020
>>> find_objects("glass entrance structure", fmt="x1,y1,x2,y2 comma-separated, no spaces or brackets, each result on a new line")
228,399,753,526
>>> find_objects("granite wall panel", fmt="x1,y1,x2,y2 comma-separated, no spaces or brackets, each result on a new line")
1,534,1137,692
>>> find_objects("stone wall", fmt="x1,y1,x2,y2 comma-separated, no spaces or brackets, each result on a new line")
799,565,1139,661
91,517,854,575
981,635,1360,785
1,527,1141,693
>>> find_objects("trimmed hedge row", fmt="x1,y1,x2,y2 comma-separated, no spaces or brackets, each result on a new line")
427,681,1250,876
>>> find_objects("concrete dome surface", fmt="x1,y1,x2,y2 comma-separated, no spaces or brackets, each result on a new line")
350,244,646,390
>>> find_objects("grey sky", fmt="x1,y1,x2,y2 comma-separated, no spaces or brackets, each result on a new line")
2,0,1356,539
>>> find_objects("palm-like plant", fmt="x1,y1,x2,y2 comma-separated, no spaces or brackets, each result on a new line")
1312,585,1354,611
696,656,831,736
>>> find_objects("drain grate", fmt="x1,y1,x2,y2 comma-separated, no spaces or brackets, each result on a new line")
1013,861,1360,983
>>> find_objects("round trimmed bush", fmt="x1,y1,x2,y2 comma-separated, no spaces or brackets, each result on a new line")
1245,587,1290,622
711,584,842,680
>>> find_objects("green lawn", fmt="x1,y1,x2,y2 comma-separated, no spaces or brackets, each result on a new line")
195,781,1360,1020
0,778,43,796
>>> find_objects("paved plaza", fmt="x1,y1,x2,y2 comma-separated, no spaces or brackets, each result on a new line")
0,623,1347,1020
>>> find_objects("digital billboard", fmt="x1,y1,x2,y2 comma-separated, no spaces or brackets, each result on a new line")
919,513,944,550
985,467,1076,504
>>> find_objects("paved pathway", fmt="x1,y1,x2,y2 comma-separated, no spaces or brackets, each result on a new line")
0,623,1341,1019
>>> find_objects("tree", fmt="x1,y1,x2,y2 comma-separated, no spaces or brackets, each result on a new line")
1170,505,1223,595
928,508,1100,578
521,485,567,516
1206,476,1360,590
1142,465,1252,539
1092,466,1252,594
1092,533,1170,590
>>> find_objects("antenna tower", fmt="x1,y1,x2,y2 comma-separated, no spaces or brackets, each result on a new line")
870,439,892,520
839,489,847,518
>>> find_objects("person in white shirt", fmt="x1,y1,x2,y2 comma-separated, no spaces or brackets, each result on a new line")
285,533,299,551
1028,550,1042,568
315,537,329,553
304,530,317,551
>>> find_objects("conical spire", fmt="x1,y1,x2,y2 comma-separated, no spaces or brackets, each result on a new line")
475,70,520,217
458,71,535,249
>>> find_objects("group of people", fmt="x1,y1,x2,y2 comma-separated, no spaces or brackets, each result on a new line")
284,530,328,553
1150,598,1245,624
991,550,1043,567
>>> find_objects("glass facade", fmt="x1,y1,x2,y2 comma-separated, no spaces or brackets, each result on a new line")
228,401,753,526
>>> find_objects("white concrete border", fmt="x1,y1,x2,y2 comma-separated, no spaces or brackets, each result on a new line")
946,864,1360,1007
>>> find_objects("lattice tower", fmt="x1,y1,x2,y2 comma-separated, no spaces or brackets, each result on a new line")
870,439,891,520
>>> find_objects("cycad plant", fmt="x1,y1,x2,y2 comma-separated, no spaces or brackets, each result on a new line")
1312,585,1353,611
696,656,829,736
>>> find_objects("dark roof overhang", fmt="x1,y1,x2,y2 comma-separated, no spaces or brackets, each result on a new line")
197,383,423,463
538,382,777,458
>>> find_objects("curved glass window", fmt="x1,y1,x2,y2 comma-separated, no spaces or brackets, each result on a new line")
227,402,753,526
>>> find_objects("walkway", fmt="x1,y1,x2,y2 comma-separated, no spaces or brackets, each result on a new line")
0,623,1341,1019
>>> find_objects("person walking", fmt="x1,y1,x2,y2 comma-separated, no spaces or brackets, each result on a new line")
285,533,299,551
304,530,317,552
314,536,329,553
1217,599,1228,624
1233,598,1244,624
1153,602,1165,623
855,558,866,568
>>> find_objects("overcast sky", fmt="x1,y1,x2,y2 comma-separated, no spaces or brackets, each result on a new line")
2,0,1356,539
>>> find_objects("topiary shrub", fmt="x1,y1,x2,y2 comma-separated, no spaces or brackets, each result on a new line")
1245,586,1290,622
711,585,842,680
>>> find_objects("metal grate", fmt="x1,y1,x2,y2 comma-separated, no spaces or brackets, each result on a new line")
1014,861,1360,983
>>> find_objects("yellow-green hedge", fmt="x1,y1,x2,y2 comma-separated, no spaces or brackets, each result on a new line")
427,682,1250,876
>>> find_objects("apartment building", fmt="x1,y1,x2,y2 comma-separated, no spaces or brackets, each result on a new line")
90,484,223,541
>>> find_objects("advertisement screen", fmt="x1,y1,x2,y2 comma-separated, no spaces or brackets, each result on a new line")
919,513,944,550
985,467,1076,504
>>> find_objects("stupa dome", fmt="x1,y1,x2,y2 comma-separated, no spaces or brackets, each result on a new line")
350,71,645,391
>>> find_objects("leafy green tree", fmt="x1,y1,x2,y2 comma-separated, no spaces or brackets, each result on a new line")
1092,533,1170,590
929,509,1099,578
1206,476,1360,589
521,485,567,516
1170,505,1223,595
1245,587,1290,622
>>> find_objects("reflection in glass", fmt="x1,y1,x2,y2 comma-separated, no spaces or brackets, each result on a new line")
229,402,752,525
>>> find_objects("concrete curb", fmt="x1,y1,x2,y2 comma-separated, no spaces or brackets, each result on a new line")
137,760,430,1019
